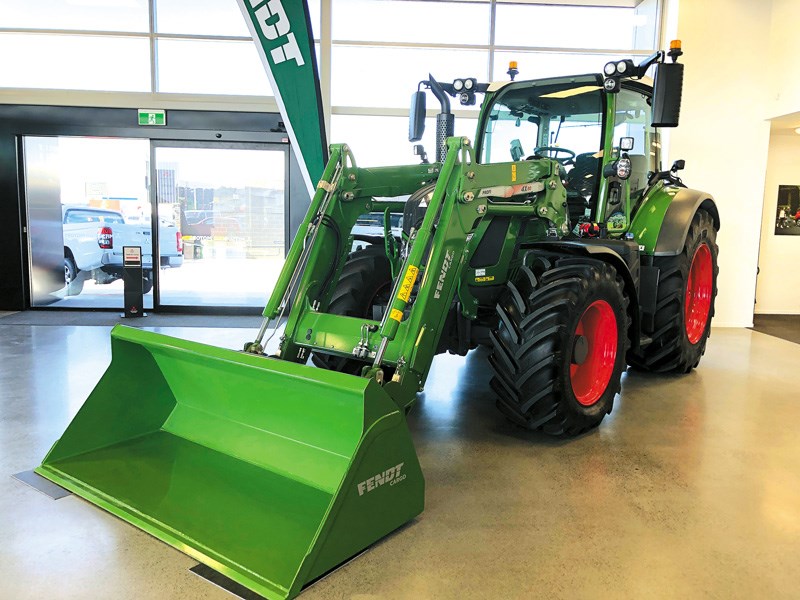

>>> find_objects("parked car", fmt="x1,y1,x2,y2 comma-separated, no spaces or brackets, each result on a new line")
62,206,124,295
62,205,183,295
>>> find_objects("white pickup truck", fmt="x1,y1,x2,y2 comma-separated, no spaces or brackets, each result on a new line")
62,206,183,295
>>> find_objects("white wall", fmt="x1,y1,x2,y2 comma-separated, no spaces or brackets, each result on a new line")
756,132,800,314
767,0,800,120
665,0,774,327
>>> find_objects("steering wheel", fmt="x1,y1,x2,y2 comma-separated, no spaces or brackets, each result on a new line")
534,146,576,165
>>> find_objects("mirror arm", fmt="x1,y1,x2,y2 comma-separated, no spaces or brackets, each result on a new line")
428,75,451,114
634,50,664,78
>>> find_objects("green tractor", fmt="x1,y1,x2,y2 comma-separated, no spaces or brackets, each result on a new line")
37,43,718,599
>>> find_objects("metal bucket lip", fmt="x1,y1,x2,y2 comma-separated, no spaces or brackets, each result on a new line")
110,324,374,395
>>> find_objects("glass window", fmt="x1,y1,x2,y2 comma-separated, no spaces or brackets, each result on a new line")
481,77,604,165
332,45,488,108
615,86,659,196
495,4,636,50
0,34,150,92
25,136,153,309
308,0,322,40
332,0,491,45
331,114,478,167
4,0,149,32
157,39,273,96
64,209,124,225
155,145,287,308
493,51,639,83
155,0,250,37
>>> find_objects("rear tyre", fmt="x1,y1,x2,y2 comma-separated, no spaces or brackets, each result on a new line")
311,244,393,375
64,257,83,296
628,209,718,373
489,256,630,436
142,272,154,294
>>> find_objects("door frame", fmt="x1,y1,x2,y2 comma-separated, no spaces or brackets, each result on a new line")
0,104,308,313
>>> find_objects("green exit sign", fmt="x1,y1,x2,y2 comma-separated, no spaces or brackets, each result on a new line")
138,109,166,126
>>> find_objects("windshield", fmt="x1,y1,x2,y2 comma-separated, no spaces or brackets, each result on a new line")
480,76,604,165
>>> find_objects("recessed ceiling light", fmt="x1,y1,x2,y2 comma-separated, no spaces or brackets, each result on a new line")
795,127,800,134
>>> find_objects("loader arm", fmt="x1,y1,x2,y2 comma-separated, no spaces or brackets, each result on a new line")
264,137,568,411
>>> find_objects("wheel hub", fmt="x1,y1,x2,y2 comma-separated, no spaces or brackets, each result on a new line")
569,300,618,406
685,243,713,344
572,335,589,365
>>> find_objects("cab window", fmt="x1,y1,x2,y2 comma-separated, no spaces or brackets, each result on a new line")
615,87,660,197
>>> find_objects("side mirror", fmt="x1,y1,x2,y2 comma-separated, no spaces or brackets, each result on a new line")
409,91,426,142
651,61,684,127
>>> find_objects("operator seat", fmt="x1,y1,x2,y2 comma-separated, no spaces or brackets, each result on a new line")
565,152,600,224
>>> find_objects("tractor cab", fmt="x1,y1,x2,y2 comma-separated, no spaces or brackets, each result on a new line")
410,42,684,238
477,75,660,228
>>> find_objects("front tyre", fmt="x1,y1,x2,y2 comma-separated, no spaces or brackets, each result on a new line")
629,209,718,373
489,256,630,436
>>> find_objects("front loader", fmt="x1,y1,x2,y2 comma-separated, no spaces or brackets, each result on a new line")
37,42,719,599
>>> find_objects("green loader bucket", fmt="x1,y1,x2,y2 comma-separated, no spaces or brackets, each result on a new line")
36,325,424,599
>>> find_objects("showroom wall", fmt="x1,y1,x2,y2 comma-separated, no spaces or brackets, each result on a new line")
766,0,800,121
755,131,800,314
666,0,775,327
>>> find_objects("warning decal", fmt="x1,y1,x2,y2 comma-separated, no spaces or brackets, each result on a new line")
397,265,419,302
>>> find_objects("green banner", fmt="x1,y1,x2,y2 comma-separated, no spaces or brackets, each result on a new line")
236,0,327,194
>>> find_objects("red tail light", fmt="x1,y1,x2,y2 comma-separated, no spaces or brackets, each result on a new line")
98,226,113,249
176,231,183,254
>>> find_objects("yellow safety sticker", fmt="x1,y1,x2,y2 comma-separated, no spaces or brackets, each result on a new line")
397,265,419,302
475,276,495,283
511,163,517,182
390,308,404,322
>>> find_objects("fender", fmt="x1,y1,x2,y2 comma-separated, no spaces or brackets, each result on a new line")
629,183,720,256
523,240,642,350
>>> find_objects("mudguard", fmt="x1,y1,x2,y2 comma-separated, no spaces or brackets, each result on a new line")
630,183,720,256
523,239,642,349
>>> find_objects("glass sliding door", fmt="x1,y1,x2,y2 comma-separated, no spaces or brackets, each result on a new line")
24,136,152,308
153,142,287,308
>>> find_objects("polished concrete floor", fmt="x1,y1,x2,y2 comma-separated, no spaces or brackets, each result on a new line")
2,322,800,599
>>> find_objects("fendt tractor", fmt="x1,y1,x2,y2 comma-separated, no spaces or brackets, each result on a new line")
37,42,718,599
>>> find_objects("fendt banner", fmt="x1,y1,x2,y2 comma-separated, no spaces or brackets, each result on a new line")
236,0,328,195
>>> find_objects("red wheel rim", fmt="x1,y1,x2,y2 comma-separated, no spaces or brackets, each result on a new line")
570,300,618,406
684,244,713,344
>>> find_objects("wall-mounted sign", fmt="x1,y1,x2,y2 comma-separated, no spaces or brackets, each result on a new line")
775,185,800,236
138,109,166,126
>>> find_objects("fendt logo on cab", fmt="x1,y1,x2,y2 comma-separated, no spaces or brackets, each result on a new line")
357,463,405,496
249,0,305,66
